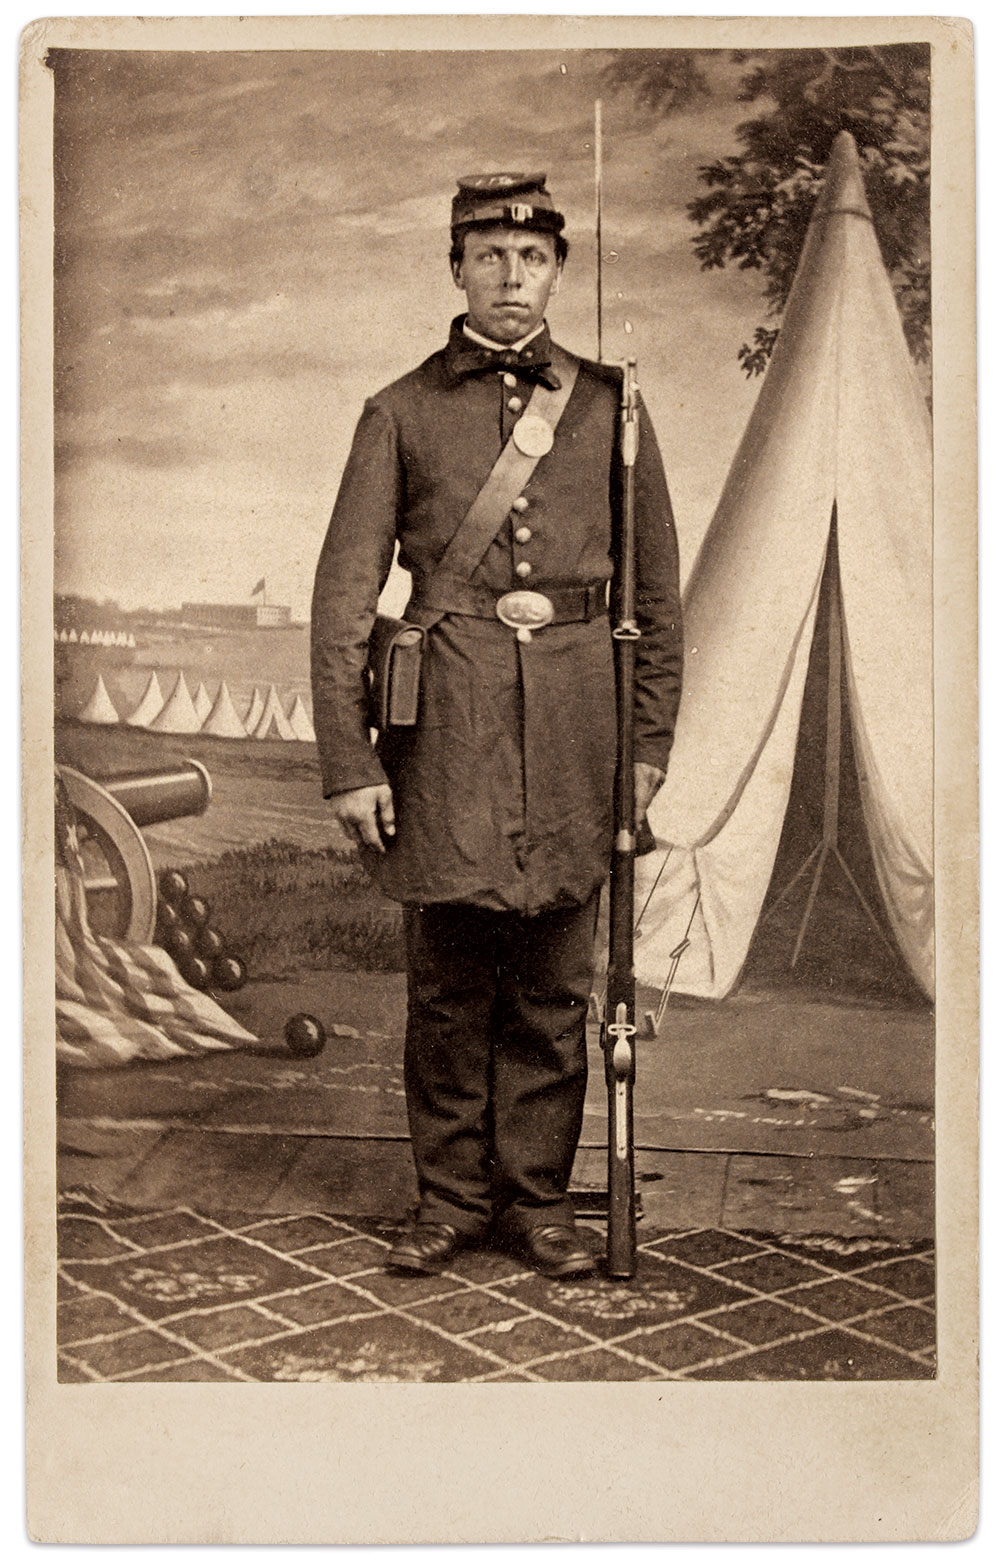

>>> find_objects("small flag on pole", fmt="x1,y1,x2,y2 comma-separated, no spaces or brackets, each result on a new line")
250,577,266,598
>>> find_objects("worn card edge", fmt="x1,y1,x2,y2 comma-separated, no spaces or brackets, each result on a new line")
20,11,979,1544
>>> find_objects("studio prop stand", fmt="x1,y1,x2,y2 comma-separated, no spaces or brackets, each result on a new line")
757,509,897,968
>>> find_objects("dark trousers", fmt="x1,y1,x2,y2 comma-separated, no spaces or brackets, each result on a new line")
402,894,600,1236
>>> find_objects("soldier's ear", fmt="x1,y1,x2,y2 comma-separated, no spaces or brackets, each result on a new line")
451,259,465,290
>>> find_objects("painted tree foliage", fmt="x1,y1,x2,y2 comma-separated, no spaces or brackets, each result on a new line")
606,46,930,375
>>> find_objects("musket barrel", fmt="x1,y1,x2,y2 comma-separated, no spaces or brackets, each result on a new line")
604,355,641,1280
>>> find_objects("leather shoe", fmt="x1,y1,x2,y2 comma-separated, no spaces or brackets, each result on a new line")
515,1224,596,1280
387,1221,467,1275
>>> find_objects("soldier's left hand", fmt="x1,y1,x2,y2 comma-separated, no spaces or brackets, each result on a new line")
634,762,666,826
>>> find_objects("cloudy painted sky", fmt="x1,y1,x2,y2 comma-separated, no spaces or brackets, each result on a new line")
52,46,772,618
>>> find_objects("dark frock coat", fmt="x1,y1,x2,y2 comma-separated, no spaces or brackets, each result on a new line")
311,317,683,916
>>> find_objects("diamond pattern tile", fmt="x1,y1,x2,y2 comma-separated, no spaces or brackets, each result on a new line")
623,1322,738,1372
171,1304,289,1351
221,1314,493,1383
69,1327,194,1380
862,1305,937,1354
236,1216,351,1253
643,1230,768,1268
852,1256,935,1301
690,1327,935,1381
262,1281,385,1328
57,1290,139,1345
107,1210,222,1250
714,1250,831,1294
288,1237,389,1277
529,1346,656,1382
58,1202,934,1383
780,1276,899,1321
57,1216,142,1262
62,1234,321,1320
465,1311,592,1366
702,1298,811,1346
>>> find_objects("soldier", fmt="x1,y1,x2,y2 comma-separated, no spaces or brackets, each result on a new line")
311,172,682,1279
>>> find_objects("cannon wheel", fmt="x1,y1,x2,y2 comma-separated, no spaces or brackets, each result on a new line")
60,766,158,943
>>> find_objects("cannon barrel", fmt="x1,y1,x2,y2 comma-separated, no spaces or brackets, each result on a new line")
59,759,214,944
96,759,212,829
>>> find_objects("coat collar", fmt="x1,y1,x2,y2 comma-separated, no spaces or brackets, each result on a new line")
443,315,562,390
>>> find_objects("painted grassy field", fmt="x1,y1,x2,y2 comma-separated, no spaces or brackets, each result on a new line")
179,842,406,978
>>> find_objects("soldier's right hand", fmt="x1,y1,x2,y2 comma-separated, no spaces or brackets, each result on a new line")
328,784,396,853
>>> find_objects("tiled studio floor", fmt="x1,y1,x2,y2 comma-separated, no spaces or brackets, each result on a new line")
58,1197,935,1383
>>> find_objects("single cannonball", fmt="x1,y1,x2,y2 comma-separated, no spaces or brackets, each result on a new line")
182,893,211,928
155,900,181,937
211,953,248,992
178,952,210,990
165,925,194,962
158,869,189,906
195,925,226,960
284,1013,326,1058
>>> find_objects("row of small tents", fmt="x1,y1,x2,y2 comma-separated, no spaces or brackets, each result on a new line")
78,671,316,742
57,629,137,648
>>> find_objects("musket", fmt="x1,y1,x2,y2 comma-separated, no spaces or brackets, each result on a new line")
602,357,642,1280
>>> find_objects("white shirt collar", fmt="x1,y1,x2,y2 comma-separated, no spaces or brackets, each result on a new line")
462,319,546,354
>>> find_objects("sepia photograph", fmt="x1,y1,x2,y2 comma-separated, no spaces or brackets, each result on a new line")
21,10,978,1545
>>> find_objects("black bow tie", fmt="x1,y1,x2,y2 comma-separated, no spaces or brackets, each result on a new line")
451,340,562,389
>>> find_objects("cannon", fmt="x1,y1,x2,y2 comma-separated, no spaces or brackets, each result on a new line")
59,760,212,943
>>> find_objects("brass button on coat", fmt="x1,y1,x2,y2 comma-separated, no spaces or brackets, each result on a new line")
515,560,533,578
502,372,518,389
512,496,529,513
515,525,532,544
507,396,524,413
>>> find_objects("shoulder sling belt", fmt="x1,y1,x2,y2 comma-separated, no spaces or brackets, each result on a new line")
367,345,580,728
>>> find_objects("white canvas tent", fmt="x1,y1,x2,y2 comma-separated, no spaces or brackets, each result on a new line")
126,671,165,728
287,694,316,743
252,684,296,741
193,681,213,725
202,680,247,738
243,687,265,733
635,132,933,1002
78,674,119,725
150,672,203,734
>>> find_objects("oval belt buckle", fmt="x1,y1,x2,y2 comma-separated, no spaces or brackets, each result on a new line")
495,589,555,644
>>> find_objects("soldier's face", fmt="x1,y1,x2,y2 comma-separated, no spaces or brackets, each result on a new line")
453,226,561,343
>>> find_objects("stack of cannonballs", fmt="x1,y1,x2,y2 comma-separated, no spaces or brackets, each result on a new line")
154,869,248,994
154,868,327,1057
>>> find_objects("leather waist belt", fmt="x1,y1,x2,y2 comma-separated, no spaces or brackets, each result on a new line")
410,580,608,625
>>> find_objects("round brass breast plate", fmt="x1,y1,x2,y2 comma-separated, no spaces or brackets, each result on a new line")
511,414,554,458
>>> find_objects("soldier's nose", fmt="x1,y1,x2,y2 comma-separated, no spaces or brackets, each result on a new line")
502,256,525,287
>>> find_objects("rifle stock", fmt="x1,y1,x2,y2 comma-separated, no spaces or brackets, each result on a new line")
602,358,641,1280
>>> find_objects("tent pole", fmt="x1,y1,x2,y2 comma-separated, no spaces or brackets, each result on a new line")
790,845,830,967
757,841,822,929
831,846,903,959
822,531,843,845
